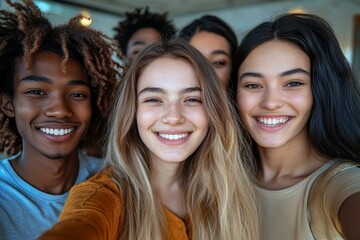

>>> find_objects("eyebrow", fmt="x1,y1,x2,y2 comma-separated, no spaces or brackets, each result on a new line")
280,68,310,77
211,50,230,58
239,68,310,80
19,75,90,87
68,80,90,87
138,86,201,96
20,75,50,83
131,41,147,47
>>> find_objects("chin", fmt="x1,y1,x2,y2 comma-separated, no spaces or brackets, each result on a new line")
43,152,69,160
258,141,286,149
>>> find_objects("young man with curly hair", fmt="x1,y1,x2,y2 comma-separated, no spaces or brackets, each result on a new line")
0,0,124,239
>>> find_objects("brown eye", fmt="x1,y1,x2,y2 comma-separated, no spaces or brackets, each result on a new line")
26,89,46,95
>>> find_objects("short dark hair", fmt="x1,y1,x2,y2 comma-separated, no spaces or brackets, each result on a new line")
113,7,176,54
230,13,360,162
179,15,238,87
179,15,238,61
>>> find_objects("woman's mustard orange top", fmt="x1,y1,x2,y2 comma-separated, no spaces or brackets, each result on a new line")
38,168,191,240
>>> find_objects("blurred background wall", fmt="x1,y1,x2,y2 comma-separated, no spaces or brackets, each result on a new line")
1,0,359,71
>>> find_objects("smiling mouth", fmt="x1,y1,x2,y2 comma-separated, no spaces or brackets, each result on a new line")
158,133,189,140
257,117,289,127
39,128,75,136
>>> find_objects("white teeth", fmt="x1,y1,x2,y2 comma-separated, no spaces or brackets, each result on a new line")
158,133,188,140
258,118,289,127
40,128,74,136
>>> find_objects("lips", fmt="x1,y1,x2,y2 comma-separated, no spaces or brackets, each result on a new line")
256,117,289,127
39,127,75,136
158,133,189,140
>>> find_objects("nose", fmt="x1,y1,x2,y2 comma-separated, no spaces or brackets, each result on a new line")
161,102,185,125
45,94,74,119
259,87,284,110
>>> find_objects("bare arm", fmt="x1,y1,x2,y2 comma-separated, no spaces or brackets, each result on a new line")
339,192,360,240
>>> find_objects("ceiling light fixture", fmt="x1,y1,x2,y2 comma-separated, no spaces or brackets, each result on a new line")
80,11,92,27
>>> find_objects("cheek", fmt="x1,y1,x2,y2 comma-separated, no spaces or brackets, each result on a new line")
236,93,256,124
300,100,313,122
77,101,92,123
198,116,209,132
136,108,157,131
187,108,209,130
12,101,33,137
215,69,230,84
291,91,313,116
12,98,39,126
136,109,159,148
236,91,254,113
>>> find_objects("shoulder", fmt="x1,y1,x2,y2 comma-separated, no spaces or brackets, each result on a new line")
77,151,105,179
41,168,122,240
63,168,121,214
78,151,105,166
324,160,360,202
0,154,18,164
314,160,360,213
308,159,360,239
311,159,360,200
0,155,20,181
312,159,359,183
0,157,10,171
320,159,360,187
71,167,118,196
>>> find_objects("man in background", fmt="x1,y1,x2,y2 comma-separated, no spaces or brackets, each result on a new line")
114,7,176,66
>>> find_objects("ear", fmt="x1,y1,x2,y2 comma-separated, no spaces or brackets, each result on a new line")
0,93,15,117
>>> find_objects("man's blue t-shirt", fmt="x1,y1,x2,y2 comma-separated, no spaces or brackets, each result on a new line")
0,152,103,239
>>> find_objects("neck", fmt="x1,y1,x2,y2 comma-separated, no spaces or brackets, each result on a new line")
150,161,186,218
11,150,80,194
256,130,328,189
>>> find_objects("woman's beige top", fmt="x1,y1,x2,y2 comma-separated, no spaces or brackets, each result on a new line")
256,159,360,240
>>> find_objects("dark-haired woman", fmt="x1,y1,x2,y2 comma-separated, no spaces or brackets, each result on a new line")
230,13,360,239
179,15,237,87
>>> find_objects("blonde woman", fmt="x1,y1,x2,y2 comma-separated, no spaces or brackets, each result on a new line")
40,39,258,240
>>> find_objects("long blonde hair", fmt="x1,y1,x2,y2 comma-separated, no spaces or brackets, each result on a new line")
105,39,258,239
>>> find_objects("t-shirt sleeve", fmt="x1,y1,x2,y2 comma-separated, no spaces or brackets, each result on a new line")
324,166,360,231
38,169,121,240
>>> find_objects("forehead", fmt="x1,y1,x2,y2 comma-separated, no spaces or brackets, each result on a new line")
239,40,310,74
128,28,162,47
189,31,231,55
138,57,199,89
14,51,89,84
